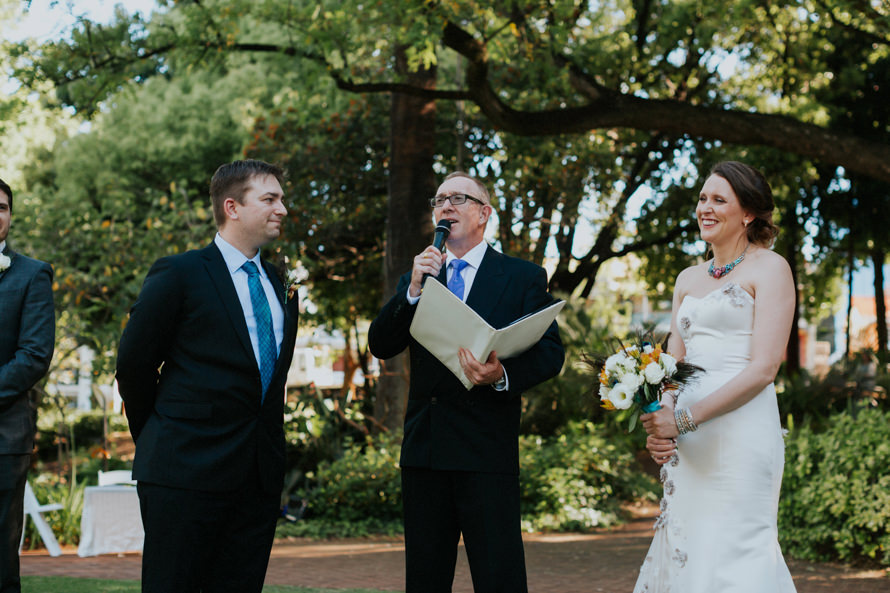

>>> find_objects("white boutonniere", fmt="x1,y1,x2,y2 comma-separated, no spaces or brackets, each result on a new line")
0,253,11,273
285,266,305,304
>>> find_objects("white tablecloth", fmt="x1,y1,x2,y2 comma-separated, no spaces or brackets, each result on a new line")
78,485,144,557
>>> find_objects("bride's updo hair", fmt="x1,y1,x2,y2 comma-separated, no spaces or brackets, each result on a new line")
709,161,780,247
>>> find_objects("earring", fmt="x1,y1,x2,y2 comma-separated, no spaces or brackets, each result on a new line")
743,219,750,227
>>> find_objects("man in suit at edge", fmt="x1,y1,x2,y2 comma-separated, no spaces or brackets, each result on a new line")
368,171,565,593
116,160,299,593
0,178,55,593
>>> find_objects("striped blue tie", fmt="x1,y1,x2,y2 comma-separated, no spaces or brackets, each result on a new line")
448,259,469,300
242,261,277,399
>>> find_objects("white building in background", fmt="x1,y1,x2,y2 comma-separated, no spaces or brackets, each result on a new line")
285,326,378,390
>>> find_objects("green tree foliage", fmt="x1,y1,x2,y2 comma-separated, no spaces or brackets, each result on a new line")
17,70,278,370
247,95,389,329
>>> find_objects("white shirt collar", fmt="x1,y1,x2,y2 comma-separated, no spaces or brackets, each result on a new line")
214,233,263,276
446,240,487,270
0,240,6,253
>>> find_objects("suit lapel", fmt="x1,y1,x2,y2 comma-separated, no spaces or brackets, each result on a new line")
200,243,255,364
0,247,15,285
465,246,508,322
262,259,286,311
435,265,447,287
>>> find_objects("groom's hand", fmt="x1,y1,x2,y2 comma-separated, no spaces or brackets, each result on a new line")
458,348,504,386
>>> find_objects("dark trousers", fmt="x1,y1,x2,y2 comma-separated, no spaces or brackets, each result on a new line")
0,455,30,593
137,475,279,593
401,467,528,593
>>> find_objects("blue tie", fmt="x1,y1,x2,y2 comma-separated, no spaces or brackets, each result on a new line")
447,259,469,300
242,261,277,399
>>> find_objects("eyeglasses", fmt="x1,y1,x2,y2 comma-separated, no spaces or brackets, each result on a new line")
429,194,486,208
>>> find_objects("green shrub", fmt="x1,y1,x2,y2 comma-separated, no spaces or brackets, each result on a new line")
779,406,890,566
35,409,129,460
519,421,658,532
276,517,402,540
299,432,403,525
279,420,656,538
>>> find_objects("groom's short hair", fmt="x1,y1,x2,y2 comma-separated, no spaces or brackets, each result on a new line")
209,160,284,227
0,178,12,214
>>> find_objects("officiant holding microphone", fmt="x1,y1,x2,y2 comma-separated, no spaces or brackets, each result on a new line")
369,171,564,593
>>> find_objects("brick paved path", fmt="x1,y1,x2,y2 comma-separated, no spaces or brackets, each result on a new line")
21,509,889,592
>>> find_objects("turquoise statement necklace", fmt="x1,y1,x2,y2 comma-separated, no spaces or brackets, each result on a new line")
708,244,749,279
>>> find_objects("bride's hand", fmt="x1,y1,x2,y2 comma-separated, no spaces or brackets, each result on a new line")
646,435,677,465
641,406,680,439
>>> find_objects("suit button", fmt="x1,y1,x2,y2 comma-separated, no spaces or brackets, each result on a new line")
430,397,438,404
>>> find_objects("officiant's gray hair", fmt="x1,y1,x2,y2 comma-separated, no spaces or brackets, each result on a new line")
444,171,491,206
210,159,285,227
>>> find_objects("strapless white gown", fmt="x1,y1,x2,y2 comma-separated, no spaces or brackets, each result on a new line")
632,283,796,593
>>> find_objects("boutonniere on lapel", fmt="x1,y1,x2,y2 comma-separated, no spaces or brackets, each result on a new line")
0,253,11,273
285,267,302,304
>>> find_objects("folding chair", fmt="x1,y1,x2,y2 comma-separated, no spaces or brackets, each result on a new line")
20,481,63,557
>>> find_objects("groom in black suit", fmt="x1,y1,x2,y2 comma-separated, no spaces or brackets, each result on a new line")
0,178,55,593
116,160,299,593
369,172,564,593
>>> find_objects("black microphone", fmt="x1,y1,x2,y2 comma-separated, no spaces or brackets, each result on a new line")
432,219,452,252
422,220,452,287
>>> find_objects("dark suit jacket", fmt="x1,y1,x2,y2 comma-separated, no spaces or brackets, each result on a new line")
116,242,299,494
0,246,54,458
368,245,564,475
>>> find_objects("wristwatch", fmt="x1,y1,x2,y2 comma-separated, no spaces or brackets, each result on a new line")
492,372,507,391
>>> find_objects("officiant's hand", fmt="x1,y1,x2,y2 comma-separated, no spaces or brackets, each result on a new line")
409,246,447,298
458,348,504,386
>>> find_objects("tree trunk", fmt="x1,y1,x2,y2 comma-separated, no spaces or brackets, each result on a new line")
374,48,438,433
872,248,888,363
845,240,855,360
784,213,801,374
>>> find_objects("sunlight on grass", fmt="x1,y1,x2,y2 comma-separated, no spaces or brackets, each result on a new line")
21,576,391,593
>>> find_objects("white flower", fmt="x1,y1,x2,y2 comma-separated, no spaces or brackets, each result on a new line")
644,362,666,384
660,353,678,376
605,353,624,374
0,254,10,272
598,383,611,401
608,383,635,410
622,372,643,392
643,344,655,354
619,356,638,373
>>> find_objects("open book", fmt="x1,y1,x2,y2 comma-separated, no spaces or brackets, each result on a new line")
409,279,565,390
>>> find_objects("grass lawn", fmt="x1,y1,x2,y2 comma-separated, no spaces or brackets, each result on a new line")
21,576,390,593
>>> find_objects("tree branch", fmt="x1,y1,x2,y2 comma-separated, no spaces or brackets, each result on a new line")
440,22,890,184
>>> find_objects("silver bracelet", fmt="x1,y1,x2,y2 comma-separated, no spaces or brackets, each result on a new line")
674,407,698,435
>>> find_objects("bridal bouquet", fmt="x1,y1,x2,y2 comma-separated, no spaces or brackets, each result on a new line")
583,333,702,431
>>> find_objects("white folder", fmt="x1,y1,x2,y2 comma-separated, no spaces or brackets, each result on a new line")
409,279,565,389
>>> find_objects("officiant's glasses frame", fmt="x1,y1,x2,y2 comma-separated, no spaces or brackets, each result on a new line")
429,194,486,208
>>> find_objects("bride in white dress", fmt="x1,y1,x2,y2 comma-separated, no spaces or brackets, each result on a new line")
635,161,797,593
